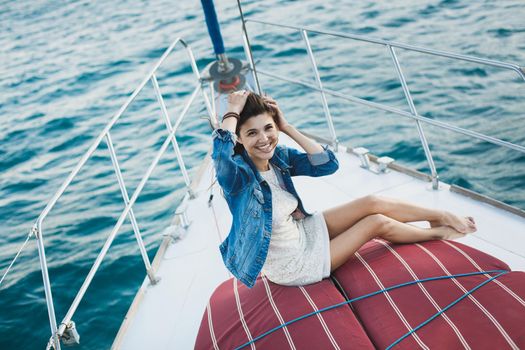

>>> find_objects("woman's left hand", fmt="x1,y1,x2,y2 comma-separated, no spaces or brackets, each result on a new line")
264,95,291,131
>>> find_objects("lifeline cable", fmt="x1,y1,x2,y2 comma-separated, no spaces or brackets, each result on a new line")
0,229,34,288
234,269,509,350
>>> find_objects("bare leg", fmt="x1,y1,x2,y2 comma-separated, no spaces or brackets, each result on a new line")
330,214,385,272
323,195,383,239
376,196,476,233
323,195,476,240
329,214,462,272
375,196,441,222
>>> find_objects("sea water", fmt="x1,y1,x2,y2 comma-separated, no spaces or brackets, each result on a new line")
1,0,524,348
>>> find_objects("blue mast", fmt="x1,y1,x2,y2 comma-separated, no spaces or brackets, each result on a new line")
201,0,225,56
200,0,246,92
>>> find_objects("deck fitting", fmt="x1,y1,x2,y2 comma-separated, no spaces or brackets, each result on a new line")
377,156,394,173
62,320,80,346
353,147,371,169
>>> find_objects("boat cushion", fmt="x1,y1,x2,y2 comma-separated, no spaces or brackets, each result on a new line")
194,274,375,349
332,238,525,349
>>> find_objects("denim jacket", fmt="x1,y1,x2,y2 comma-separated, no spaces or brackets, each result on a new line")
211,128,339,288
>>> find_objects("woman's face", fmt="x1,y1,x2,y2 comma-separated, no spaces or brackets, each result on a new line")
237,112,279,165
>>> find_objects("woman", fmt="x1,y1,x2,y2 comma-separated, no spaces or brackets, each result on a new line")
212,90,477,289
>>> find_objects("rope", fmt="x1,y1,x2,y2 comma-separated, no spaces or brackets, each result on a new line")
209,175,223,243
234,269,509,350
0,229,34,288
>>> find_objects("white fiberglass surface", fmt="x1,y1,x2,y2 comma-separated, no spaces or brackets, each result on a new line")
115,134,524,349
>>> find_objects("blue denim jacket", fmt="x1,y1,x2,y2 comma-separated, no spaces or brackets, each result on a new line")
212,128,339,288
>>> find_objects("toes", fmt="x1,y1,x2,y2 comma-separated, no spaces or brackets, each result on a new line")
467,217,477,229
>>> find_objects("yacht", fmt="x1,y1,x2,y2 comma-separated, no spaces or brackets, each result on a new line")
4,1,523,349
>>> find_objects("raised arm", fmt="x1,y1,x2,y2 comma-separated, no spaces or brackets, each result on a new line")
212,90,251,194
220,90,248,133
264,95,339,177
264,95,324,154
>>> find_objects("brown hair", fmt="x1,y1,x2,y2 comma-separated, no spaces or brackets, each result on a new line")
234,92,280,155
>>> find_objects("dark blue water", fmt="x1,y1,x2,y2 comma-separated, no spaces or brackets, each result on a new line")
1,0,524,348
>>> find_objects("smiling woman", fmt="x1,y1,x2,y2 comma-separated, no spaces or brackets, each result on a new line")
212,90,477,289
212,90,339,287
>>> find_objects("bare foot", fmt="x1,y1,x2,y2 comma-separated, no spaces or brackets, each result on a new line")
429,211,477,234
431,225,467,240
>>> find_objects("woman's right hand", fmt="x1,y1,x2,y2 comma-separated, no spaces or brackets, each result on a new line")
227,90,249,114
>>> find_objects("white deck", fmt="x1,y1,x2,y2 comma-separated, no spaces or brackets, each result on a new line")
112,134,525,349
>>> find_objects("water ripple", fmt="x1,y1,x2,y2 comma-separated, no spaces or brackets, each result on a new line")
0,1,524,349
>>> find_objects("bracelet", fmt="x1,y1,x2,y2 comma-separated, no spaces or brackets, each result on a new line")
222,112,240,122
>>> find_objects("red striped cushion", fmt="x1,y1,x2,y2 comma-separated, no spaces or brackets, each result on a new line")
195,274,375,349
332,239,525,349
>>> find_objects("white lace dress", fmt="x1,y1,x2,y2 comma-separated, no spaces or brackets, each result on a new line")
259,164,331,286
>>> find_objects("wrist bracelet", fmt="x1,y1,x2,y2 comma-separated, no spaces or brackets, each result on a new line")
222,112,240,122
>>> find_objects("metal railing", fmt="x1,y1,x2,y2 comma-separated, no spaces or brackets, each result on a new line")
242,18,525,190
27,37,215,350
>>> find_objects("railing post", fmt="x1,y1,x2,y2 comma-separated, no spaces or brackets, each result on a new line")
238,3,262,94
105,132,158,285
179,41,218,128
300,30,339,151
241,28,261,95
387,45,440,190
34,224,61,350
199,80,218,129
150,74,195,199
209,82,218,128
